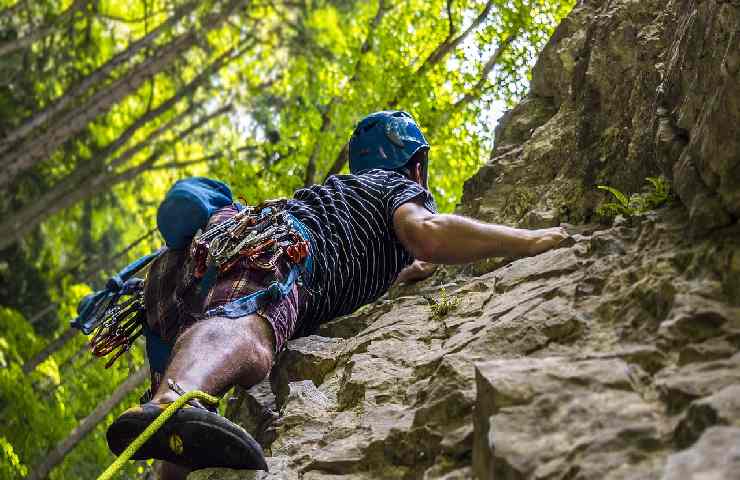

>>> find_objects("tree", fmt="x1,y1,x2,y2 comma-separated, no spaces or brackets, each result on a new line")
0,1,574,478
24,366,148,480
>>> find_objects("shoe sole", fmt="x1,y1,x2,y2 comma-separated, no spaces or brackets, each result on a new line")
107,407,267,470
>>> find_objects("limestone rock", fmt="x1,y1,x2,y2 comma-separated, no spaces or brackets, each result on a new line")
673,384,740,449
459,0,740,233
194,216,740,480
661,427,740,480
192,0,740,478
655,353,740,414
270,335,343,408
224,380,278,450
473,356,665,480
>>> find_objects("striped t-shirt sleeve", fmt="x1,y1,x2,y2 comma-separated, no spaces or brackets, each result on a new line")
383,172,438,226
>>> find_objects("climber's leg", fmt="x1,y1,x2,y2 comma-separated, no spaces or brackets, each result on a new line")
145,314,275,480
106,314,274,478
150,313,275,404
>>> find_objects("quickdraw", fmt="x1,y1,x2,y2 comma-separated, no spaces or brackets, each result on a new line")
88,281,147,368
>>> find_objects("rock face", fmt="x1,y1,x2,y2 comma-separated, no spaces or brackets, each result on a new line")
459,0,740,234
191,1,740,479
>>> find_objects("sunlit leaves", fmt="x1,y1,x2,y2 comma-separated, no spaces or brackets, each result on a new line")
207,0,574,211
0,0,574,477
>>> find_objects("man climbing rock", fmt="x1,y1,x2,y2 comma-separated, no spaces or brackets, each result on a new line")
102,111,568,479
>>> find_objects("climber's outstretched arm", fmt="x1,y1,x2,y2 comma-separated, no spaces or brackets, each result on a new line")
393,201,568,264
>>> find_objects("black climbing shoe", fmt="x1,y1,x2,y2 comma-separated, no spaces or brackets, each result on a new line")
106,402,268,471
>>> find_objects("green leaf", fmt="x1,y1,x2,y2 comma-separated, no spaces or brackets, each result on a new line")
597,185,630,207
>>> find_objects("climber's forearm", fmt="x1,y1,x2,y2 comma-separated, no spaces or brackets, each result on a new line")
409,213,535,263
394,202,569,264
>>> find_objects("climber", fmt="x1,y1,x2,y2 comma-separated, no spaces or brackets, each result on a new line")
104,110,569,479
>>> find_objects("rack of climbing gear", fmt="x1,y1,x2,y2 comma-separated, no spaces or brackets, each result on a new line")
89,287,146,368
73,250,161,368
84,271,159,368
190,200,310,281
188,200,313,320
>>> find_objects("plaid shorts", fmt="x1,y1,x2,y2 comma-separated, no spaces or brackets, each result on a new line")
143,206,301,354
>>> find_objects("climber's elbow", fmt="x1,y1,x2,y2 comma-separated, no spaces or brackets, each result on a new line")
409,220,444,262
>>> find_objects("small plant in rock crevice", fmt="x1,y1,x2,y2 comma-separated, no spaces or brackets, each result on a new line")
596,176,673,219
425,287,461,320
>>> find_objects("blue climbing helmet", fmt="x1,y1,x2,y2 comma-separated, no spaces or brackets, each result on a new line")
349,111,430,179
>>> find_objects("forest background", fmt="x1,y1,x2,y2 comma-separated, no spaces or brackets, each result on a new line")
0,0,573,478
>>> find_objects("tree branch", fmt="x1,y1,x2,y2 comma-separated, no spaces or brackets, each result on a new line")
324,0,497,178
0,0,250,189
0,0,202,154
0,100,232,251
387,0,495,107
25,366,148,480
323,142,348,181
93,7,169,24
146,150,224,171
0,0,88,58
304,0,387,186
0,44,245,250
452,33,517,111
0,0,28,22
445,0,456,39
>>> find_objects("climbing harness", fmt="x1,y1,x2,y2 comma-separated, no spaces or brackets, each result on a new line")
96,386,220,480
189,201,313,321
76,199,313,371
190,201,311,288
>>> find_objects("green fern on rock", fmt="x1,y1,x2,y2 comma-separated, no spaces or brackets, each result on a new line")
596,176,673,219
425,287,461,319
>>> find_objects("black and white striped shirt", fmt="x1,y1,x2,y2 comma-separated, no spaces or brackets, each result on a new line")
286,169,437,333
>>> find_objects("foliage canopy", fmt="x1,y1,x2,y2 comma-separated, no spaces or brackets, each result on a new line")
0,0,573,477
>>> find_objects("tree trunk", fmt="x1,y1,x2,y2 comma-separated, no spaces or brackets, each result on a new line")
303,0,386,187
0,0,247,185
24,366,148,480
0,0,201,153
0,0,28,21
0,0,88,58
302,100,335,187
0,44,243,250
2,105,229,255
0,103,233,250
320,0,495,180
0,31,197,186
324,0,500,181
324,141,349,180
21,328,77,374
